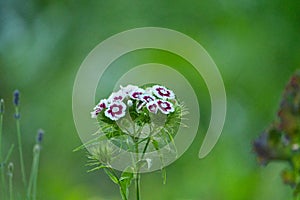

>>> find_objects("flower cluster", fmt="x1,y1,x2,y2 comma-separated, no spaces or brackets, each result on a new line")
91,84,176,121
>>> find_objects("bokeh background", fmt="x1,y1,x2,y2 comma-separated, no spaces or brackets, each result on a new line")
1,0,300,199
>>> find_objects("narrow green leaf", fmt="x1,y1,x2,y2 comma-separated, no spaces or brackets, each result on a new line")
87,165,107,173
104,168,119,184
119,167,134,200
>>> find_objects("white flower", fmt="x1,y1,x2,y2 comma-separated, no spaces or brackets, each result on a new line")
152,85,175,100
108,90,125,102
129,88,145,100
104,101,127,121
157,99,175,114
120,84,139,95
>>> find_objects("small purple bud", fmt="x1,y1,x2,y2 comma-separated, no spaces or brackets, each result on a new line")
0,99,4,114
13,90,20,106
36,129,44,143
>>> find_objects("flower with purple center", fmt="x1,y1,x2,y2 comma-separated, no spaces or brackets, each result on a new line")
105,101,126,121
152,85,175,100
157,99,175,114
140,94,156,103
129,88,145,100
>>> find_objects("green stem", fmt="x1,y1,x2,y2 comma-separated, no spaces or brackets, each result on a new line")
135,140,140,200
135,126,155,200
15,107,27,188
27,145,40,200
141,138,151,161
9,173,13,200
8,163,13,200
32,151,40,200
135,173,140,200
4,145,15,164
0,113,5,199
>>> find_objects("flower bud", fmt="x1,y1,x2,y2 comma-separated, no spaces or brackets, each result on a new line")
36,129,44,143
13,90,20,106
7,162,14,176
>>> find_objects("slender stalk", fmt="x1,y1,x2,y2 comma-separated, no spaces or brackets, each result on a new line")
8,162,13,200
15,107,27,188
134,126,155,200
9,174,13,200
135,173,140,200
27,145,40,200
0,108,5,199
4,145,15,164
135,140,141,200
32,150,40,200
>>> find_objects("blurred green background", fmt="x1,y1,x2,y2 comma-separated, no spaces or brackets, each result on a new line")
1,0,300,199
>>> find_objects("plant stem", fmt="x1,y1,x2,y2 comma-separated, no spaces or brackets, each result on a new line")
8,162,13,200
15,107,27,188
27,145,40,200
135,140,141,200
0,112,5,199
135,172,140,200
9,173,13,200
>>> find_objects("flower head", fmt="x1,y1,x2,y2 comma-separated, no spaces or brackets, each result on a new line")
105,101,127,121
152,85,175,100
91,84,178,121
157,100,175,114
130,88,145,100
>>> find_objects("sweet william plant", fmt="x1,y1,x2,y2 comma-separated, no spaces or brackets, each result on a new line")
76,84,187,200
